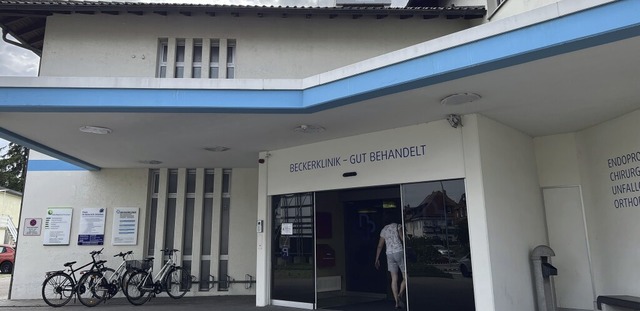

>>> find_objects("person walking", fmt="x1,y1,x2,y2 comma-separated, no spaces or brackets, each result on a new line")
375,215,406,309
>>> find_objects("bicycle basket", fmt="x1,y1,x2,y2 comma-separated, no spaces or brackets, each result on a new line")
126,260,152,271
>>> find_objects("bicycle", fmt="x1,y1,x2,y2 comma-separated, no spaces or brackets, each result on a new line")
41,248,109,307
123,248,192,305
95,250,136,301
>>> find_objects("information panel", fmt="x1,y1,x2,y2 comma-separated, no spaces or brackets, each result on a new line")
111,207,139,246
43,207,73,245
78,208,106,246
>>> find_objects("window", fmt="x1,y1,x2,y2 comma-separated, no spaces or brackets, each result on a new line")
209,40,220,79
226,39,236,79
156,38,235,79
175,40,186,78
147,168,233,292
158,40,168,78
192,40,202,78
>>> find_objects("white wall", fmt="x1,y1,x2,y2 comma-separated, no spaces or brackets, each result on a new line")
490,0,613,21
463,114,548,311
228,168,258,295
534,109,640,308
40,14,470,79
534,133,581,188
534,133,595,310
573,109,640,296
265,120,465,195
13,167,149,299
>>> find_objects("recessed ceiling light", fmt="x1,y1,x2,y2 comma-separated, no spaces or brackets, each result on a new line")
139,160,162,165
293,124,325,133
441,93,481,106
79,125,112,135
204,146,230,152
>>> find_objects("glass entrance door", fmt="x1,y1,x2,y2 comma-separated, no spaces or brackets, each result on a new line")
271,193,315,308
400,179,475,311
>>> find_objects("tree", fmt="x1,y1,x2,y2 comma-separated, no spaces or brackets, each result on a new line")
0,143,29,192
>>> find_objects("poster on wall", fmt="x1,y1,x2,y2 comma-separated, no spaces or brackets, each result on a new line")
43,207,73,245
23,218,42,236
111,207,139,246
77,208,106,246
281,223,293,235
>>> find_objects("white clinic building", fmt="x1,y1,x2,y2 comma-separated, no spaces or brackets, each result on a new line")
1,0,640,310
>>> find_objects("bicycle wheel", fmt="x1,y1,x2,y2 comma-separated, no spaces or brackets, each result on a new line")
166,267,191,299
123,270,152,305
41,272,74,307
77,271,108,307
119,268,135,293
97,267,117,300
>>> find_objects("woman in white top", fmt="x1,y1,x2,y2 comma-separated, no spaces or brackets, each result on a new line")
375,215,406,309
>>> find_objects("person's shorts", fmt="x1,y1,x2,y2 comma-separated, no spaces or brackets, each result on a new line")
386,251,405,272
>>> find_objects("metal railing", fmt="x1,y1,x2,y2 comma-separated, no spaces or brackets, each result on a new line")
0,215,17,243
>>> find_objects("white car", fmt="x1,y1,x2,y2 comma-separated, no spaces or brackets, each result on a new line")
434,245,454,256
459,253,472,278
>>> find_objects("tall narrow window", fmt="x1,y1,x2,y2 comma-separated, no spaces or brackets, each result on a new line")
200,170,215,291
217,169,231,291
147,170,160,257
164,170,179,250
209,40,220,79
175,39,185,78
226,39,236,79
158,40,168,78
192,40,202,78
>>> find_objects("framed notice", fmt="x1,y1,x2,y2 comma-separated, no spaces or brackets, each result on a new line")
111,207,139,246
78,208,106,246
23,218,42,236
281,223,293,236
43,208,73,245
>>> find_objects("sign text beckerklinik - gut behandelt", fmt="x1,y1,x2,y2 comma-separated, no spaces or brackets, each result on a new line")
289,144,427,173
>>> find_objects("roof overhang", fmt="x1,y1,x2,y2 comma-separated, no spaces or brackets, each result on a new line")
0,0,486,56
0,0,637,171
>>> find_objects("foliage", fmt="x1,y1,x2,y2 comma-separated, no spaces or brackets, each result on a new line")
0,143,29,192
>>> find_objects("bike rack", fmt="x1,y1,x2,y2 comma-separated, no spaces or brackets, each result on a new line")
196,274,256,290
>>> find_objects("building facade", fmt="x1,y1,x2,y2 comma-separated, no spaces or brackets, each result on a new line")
1,0,639,311
0,187,20,245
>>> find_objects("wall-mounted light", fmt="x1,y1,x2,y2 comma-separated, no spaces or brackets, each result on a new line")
204,146,230,152
440,93,481,106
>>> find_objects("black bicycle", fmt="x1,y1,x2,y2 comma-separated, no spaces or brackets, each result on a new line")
41,248,109,307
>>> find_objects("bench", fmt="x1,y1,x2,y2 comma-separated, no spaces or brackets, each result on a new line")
597,295,640,310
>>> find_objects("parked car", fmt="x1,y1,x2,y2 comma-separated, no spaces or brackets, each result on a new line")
0,245,15,273
434,245,455,256
459,253,472,278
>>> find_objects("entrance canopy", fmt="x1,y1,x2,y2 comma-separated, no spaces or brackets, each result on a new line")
0,0,638,170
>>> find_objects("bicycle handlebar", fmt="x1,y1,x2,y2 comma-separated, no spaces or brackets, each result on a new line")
90,248,104,256
114,250,133,258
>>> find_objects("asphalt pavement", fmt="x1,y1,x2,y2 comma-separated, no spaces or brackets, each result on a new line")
0,275,302,310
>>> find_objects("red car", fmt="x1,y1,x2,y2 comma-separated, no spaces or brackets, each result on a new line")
0,245,15,273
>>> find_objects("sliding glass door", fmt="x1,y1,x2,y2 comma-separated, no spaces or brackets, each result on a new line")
271,193,315,307
401,179,475,311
